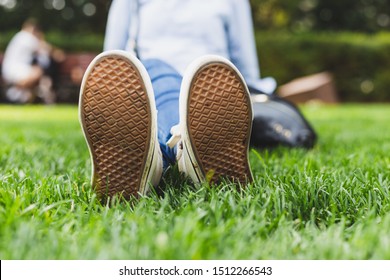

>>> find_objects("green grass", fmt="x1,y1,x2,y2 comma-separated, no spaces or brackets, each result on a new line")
0,104,390,259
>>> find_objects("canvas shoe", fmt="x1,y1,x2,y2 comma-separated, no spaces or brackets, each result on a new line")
168,55,253,185
79,50,163,199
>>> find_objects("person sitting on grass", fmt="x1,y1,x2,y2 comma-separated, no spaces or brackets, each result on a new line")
1,18,64,104
79,0,276,200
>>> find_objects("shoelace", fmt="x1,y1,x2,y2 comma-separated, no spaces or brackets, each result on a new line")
166,124,184,161
166,124,181,148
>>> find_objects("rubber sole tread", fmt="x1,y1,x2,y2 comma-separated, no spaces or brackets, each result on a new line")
80,55,152,199
187,62,252,184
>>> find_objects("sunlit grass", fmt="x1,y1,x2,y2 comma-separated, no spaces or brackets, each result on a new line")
0,104,389,259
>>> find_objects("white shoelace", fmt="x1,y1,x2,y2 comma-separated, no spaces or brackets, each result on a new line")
166,124,181,148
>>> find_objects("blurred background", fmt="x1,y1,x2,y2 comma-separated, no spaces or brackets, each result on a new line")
1,0,390,103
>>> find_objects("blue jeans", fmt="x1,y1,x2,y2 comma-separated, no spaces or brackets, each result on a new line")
142,59,182,169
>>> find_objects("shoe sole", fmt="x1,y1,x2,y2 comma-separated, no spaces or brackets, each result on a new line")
79,51,157,199
181,56,253,184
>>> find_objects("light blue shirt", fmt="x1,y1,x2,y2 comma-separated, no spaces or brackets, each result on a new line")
104,0,276,93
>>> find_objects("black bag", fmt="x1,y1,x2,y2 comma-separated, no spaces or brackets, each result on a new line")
250,93,317,149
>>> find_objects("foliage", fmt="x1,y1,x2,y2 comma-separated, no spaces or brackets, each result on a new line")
0,30,104,53
1,0,390,34
1,104,390,259
256,31,390,102
0,0,110,34
250,0,390,32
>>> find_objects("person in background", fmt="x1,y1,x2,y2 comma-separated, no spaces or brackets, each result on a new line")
1,18,63,104
79,0,276,199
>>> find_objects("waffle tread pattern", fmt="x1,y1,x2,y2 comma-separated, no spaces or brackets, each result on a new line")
187,62,252,184
80,55,151,199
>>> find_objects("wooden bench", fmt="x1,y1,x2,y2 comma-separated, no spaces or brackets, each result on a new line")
55,53,97,103
277,72,339,104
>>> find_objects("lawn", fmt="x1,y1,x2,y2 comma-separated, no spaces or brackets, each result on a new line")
0,104,389,259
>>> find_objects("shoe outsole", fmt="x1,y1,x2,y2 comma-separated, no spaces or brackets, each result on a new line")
185,60,253,184
79,51,153,199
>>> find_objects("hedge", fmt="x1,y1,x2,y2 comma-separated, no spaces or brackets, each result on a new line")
0,31,104,53
2,31,390,102
256,32,390,102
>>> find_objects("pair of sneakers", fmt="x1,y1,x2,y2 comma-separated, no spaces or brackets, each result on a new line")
79,50,253,200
